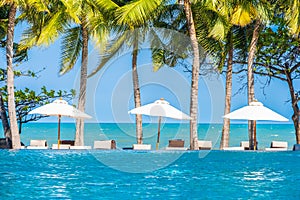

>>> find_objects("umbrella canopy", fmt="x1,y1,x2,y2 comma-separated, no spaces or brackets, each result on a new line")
223,101,288,121
29,99,92,149
128,98,191,150
128,99,191,120
29,99,91,119
223,101,288,150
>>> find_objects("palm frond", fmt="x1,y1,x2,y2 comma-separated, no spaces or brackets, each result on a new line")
93,0,119,18
88,31,130,77
285,0,300,35
24,0,50,13
60,26,82,74
60,0,81,24
208,18,227,40
231,5,252,26
149,27,190,72
87,8,109,51
116,0,164,27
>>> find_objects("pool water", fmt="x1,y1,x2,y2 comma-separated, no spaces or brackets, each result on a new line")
1,150,299,199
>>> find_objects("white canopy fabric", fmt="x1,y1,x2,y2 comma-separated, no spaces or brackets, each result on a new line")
223,101,288,150
128,99,191,120
29,99,92,119
29,99,91,149
128,99,190,150
223,101,288,121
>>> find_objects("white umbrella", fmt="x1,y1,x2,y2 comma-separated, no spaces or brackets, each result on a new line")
128,98,191,149
29,99,92,149
223,101,288,150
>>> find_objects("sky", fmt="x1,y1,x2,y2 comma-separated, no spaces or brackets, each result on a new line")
1,23,296,124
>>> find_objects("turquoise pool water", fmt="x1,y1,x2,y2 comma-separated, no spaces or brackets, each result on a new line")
1,150,299,199
1,123,299,199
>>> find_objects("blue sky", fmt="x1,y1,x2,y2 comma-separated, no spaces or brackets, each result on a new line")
2,23,296,124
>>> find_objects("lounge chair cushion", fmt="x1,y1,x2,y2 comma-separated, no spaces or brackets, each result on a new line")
223,147,245,151
165,147,188,151
132,144,151,150
198,140,212,150
26,146,48,149
70,146,92,150
168,139,184,147
29,140,47,147
270,141,288,148
240,141,249,149
60,140,75,146
52,144,70,149
265,148,288,151
94,140,116,149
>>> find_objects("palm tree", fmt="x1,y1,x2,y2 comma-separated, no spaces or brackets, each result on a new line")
151,1,224,149
20,0,109,146
60,2,107,146
211,0,270,150
241,1,270,150
203,0,249,149
3,1,20,149
2,0,51,149
90,0,166,144
182,0,201,150
1,4,29,148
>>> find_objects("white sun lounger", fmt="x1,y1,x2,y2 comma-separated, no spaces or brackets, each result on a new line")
26,140,48,149
240,141,250,150
223,146,245,151
165,139,187,150
132,144,151,150
265,141,288,151
52,144,71,149
198,140,212,150
94,140,116,150
70,146,92,150
165,147,188,150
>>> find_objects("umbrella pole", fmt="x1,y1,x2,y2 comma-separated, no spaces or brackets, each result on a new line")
156,116,162,150
253,120,257,150
58,115,61,149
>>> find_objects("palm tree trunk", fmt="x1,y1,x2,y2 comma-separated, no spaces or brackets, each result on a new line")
0,91,12,148
183,0,199,150
132,32,143,144
6,3,20,149
75,21,88,146
285,70,300,144
247,20,260,150
220,32,233,149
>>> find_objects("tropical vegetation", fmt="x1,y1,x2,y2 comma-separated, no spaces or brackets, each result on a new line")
0,0,299,149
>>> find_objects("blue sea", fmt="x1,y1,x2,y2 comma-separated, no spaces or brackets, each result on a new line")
1,123,300,199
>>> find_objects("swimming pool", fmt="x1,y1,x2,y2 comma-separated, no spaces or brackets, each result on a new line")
1,150,299,199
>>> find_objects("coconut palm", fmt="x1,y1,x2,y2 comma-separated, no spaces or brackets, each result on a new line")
5,2,21,149
155,0,216,149
1,0,48,149
238,0,270,150
20,0,109,146
1,4,30,148
90,0,166,144
60,2,109,146
150,1,225,149
203,0,249,149
208,0,271,150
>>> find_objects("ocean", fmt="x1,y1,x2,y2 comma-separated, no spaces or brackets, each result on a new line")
15,123,298,149
0,123,299,199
